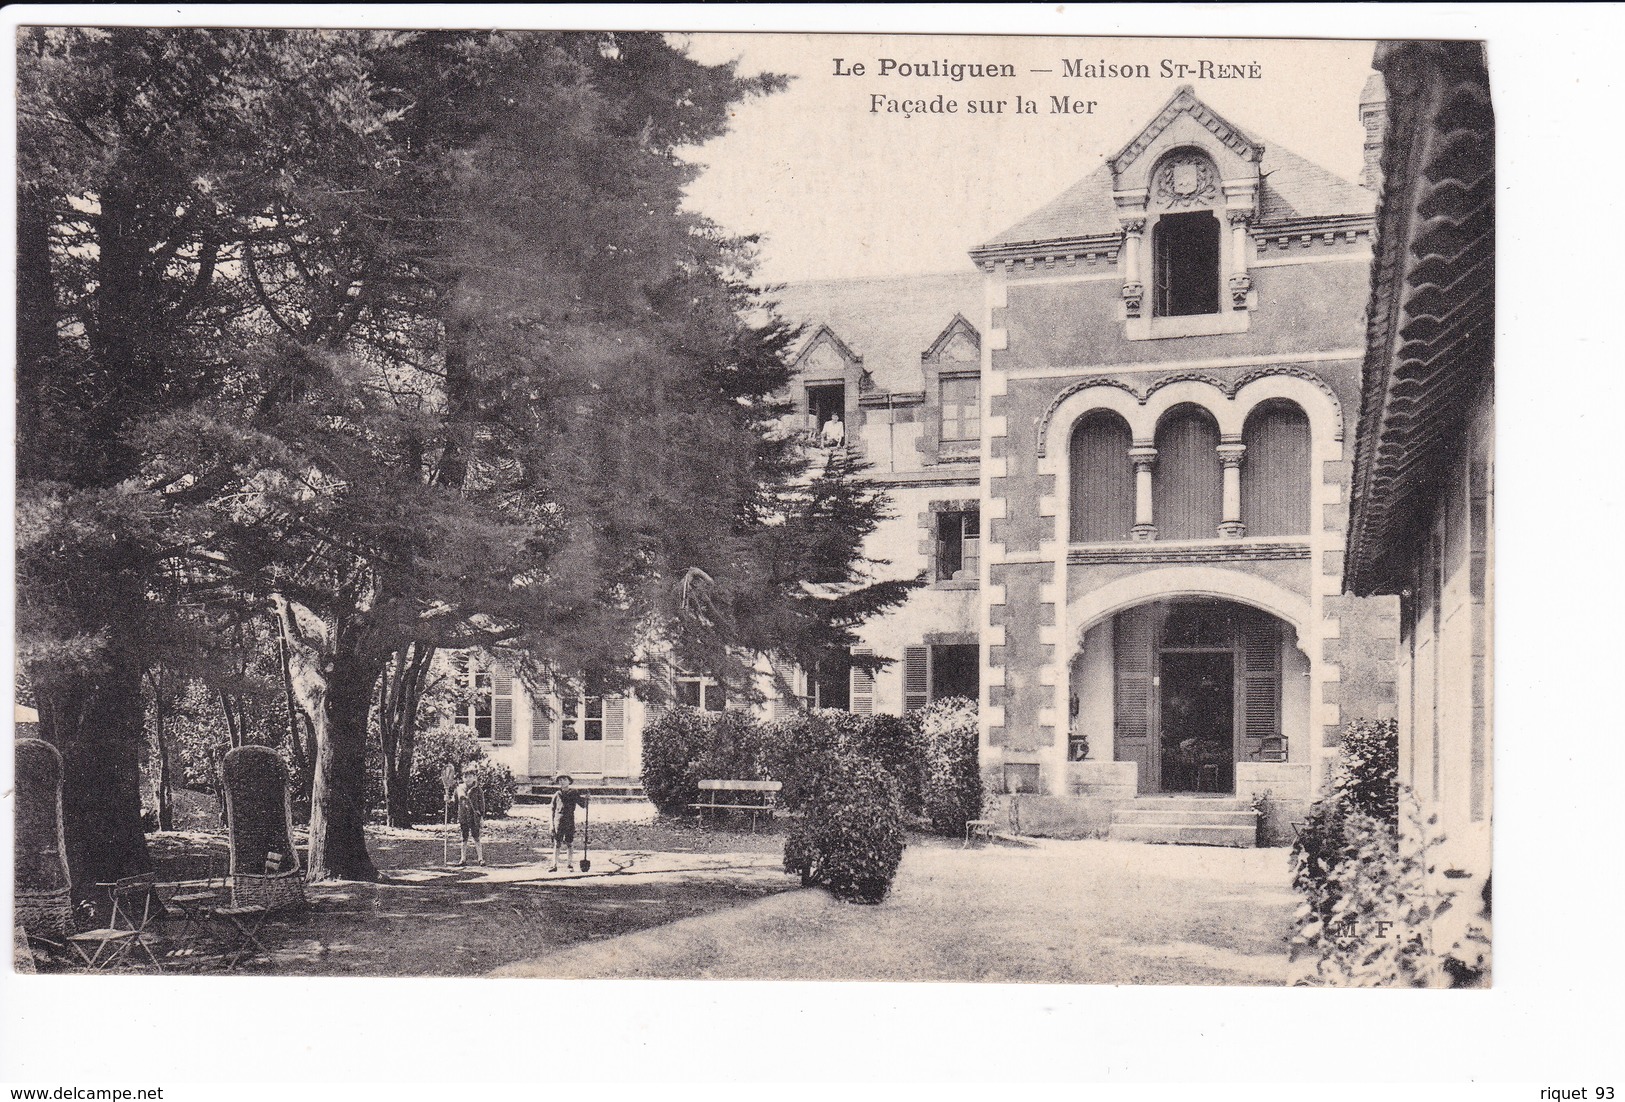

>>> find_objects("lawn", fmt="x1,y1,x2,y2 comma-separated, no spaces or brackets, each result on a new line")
39,803,799,977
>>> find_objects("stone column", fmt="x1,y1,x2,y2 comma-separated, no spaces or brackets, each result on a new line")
1130,445,1157,541
1226,210,1253,311
1217,441,1247,538
1120,218,1146,318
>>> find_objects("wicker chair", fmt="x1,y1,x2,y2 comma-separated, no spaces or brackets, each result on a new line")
222,746,307,911
14,739,74,941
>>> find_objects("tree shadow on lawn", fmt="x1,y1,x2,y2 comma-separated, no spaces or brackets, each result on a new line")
98,819,799,977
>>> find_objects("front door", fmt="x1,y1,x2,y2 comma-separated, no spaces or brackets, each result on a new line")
1113,600,1276,796
1157,652,1235,793
556,696,605,777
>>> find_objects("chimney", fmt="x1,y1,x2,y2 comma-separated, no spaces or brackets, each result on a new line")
1359,71,1388,193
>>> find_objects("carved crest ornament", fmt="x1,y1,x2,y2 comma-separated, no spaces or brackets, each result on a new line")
1153,154,1219,209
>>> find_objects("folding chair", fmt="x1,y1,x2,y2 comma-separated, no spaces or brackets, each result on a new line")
161,869,230,958
209,902,272,971
206,851,285,970
67,876,164,970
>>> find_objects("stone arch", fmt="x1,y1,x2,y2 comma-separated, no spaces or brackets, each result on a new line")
1231,369,1345,444
1066,567,1311,643
1036,383,1146,462
1140,378,1232,441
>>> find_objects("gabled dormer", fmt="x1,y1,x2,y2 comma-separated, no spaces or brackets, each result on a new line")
919,314,982,463
970,86,1374,348
792,324,865,441
1109,87,1262,340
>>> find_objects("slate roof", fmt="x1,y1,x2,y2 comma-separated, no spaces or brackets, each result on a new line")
978,136,1375,251
771,271,985,395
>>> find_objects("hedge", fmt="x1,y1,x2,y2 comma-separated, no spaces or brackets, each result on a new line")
919,696,982,836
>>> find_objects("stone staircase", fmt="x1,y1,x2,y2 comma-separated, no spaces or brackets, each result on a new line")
1107,796,1258,847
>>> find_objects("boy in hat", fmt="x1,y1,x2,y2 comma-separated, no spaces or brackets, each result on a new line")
454,761,486,866
549,775,590,872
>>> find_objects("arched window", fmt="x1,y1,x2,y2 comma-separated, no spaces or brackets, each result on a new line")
1241,400,1311,536
1069,410,1135,543
1153,405,1222,540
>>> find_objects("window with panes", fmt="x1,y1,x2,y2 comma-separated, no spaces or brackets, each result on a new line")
675,675,726,712
559,695,604,742
936,509,980,582
939,377,980,444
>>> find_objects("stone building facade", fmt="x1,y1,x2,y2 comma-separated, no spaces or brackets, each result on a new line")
742,86,1401,841
466,85,1410,841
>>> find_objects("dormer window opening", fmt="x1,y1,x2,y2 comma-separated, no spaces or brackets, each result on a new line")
807,383,846,439
1153,210,1221,317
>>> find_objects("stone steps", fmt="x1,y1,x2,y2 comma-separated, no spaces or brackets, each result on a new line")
1108,798,1258,847
516,782,647,803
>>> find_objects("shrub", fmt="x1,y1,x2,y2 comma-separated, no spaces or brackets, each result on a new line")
1292,717,1400,904
692,709,770,790
1288,717,1489,987
783,754,906,904
641,706,767,816
856,713,925,817
640,706,712,816
1289,797,1490,988
409,725,514,822
760,710,841,812
919,696,981,836
1335,717,1400,823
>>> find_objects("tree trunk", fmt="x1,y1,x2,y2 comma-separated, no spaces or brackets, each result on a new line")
275,595,379,882
150,669,174,833
379,641,435,828
313,642,381,879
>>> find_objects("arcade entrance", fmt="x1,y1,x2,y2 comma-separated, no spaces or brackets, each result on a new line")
1108,599,1288,795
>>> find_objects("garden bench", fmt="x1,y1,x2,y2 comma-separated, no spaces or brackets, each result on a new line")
691,779,782,832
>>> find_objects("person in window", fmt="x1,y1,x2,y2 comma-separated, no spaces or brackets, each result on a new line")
453,760,486,867
549,774,590,873
821,411,845,447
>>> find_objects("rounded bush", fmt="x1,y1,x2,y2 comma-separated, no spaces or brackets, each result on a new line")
783,755,905,903
919,696,981,836
764,709,925,816
641,706,767,817
640,706,712,816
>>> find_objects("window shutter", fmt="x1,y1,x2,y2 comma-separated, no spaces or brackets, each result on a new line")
903,646,930,712
769,661,796,721
1071,411,1135,543
492,668,514,745
1113,606,1158,794
1242,402,1311,536
605,697,625,741
851,649,875,715
1153,407,1222,540
530,697,552,741
1240,617,1281,741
